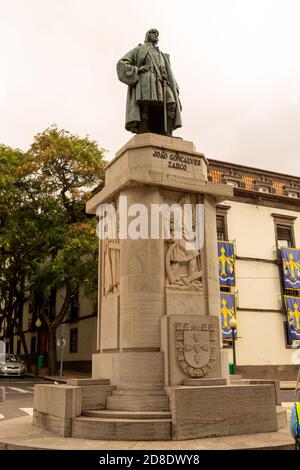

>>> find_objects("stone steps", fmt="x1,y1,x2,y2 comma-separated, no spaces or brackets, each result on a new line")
183,378,227,386
78,385,116,412
71,416,172,440
229,375,243,382
82,410,172,419
106,395,170,411
112,388,166,396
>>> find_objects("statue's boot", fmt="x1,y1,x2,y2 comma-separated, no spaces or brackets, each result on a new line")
138,118,149,133
166,116,174,137
139,104,150,134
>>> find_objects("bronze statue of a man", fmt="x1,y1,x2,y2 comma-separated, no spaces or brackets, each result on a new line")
117,29,182,136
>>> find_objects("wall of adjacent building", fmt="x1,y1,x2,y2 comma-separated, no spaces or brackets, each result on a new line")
222,199,300,368
5,286,97,372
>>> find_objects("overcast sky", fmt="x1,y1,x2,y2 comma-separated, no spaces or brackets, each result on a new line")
1,0,300,174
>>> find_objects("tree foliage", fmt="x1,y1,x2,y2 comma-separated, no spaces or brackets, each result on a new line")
0,126,105,374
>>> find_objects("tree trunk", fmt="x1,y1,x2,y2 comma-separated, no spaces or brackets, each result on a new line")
40,283,72,376
48,326,58,375
17,327,31,373
7,324,14,354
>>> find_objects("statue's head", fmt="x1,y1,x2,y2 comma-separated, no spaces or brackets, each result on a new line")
144,28,159,45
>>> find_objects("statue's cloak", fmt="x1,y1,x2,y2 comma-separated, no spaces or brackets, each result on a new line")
117,43,182,133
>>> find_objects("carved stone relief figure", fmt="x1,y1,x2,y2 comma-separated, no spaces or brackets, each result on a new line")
165,194,202,290
103,202,120,297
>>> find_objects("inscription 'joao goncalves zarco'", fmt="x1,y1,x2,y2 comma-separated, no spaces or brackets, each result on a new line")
175,321,217,377
153,149,201,171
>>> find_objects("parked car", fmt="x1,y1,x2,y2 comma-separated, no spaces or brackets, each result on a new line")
0,354,26,377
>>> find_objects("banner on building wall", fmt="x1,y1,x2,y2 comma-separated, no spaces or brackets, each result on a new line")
218,241,235,287
281,247,300,290
284,296,300,341
220,292,237,340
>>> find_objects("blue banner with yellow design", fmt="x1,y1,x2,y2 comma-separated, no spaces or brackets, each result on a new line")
281,247,300,290
218,241,235,287
284,296,300,340
220,292,237,340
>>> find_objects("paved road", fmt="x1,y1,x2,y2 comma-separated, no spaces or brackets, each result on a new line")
0,377,47,421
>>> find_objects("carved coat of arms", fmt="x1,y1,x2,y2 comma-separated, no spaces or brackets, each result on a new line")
175,321,217,377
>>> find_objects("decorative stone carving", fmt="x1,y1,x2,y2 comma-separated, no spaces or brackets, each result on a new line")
175,321,217,378
103,202,120,297
165,194,202,290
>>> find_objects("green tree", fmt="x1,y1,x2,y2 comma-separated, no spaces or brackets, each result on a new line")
26,126,105,374
0,144,41,370
0,126,105,375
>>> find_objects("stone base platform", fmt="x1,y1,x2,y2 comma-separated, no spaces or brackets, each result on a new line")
32,379,285,441
72,415,172,441
0,415,294,450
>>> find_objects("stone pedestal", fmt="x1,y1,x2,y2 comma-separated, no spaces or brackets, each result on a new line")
33,134,284,441
0,387,4,402
86,133,232,389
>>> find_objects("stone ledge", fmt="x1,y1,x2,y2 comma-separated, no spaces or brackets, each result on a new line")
171,384,278,440
0,416,295,450
232,379,281,406
112,388,166,396
66,378,110,386
183,378,227,387
114,133,200,163
33,384,82,419
276,406,287,430
82,410,172,419
71,416,172,441
33,410,72,438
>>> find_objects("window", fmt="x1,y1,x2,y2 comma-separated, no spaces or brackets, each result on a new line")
258,186,270,194
226,179,239,188
70,290,79,322
216,216,226,241
272,213,296,252
220,172,245,189
277,225,294,249
17,340,21,355
69,328,78,353
216,205,230,241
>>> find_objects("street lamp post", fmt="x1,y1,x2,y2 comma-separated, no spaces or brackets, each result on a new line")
57,337,66,381
229,316,237,375
35,318,42,375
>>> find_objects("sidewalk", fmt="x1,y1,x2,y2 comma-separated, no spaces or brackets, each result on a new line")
26,369,91,383
0,415,295,451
